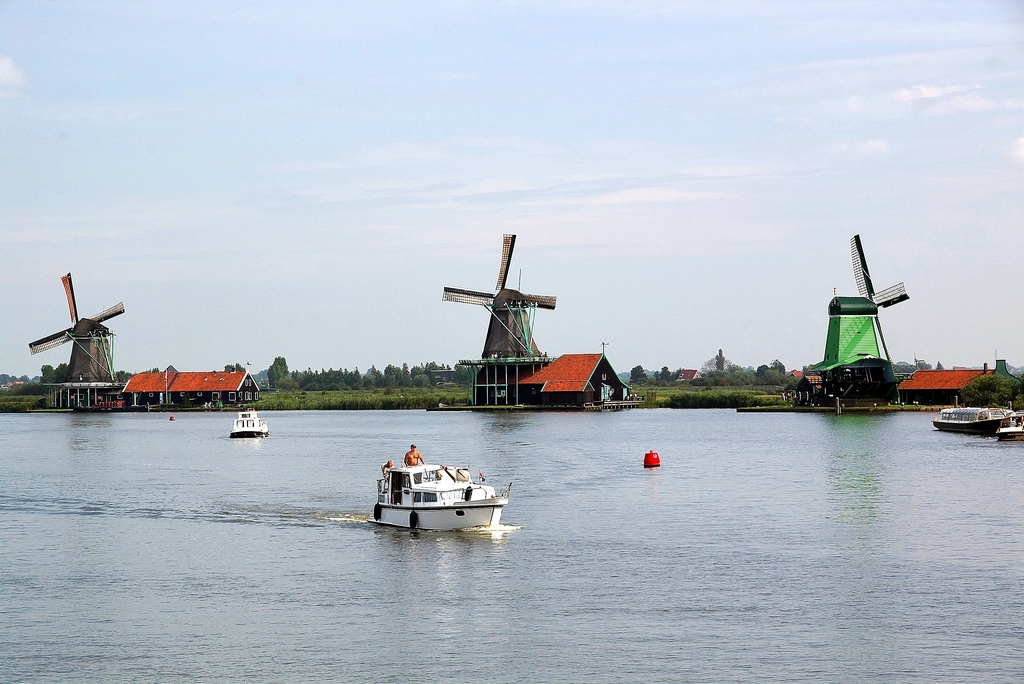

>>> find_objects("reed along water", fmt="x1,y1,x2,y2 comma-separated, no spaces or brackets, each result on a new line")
2,409,1023,682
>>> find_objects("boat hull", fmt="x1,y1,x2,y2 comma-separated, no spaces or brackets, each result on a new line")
932,418,1004,435
997,428,1024,441
372,500,506,530
230,430,269,438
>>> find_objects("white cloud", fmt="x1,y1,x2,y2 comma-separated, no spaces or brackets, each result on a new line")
1011,137,1024,163
894,84,999,114
0,55,27,88
857,139,890,156
895,84,968,102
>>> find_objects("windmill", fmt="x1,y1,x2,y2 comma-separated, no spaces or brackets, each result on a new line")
803,235,909,405
443,235,556,359
28,273,125,384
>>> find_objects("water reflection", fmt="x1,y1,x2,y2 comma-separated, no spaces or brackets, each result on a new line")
821,414,888,526
67,414,114,453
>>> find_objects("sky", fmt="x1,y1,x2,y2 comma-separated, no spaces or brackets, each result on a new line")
2,1,1023,377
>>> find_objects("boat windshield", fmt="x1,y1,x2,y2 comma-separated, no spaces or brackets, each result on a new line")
940,409,980,422
414,470,442,485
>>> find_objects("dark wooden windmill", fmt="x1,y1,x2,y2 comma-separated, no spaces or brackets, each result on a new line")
29,273,125,384
443,234,556,359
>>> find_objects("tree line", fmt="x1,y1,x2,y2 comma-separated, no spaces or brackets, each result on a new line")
628,350,798,389
265,357,470,391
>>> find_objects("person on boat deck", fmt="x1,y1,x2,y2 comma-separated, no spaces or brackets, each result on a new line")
404,444,425,467
381,459,394,477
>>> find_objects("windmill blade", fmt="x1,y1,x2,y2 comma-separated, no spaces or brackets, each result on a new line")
495,234,516,291
443,286,495,306
29,329,73,355
872,282,909,308
519,293,557,310
61,272,79,324
850,235,874,299
89,301,125,324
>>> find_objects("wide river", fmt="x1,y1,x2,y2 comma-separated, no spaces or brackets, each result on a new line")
2,409,1023,682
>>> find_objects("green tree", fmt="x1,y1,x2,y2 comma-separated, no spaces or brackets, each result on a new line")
630,365,646,383
41,363,71,384
961,374,1018,407
267,356,289,387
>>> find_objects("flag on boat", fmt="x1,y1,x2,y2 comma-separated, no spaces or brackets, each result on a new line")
478,472,486,482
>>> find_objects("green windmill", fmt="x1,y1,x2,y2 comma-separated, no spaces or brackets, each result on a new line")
806,235,909,405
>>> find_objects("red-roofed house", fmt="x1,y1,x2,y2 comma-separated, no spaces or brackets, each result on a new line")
897,369,990,405
123,368,260,407
517,353,628,406
676,369,701,382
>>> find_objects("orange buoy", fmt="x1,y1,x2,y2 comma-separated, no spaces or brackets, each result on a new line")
643,450,660,468
169,415,176,421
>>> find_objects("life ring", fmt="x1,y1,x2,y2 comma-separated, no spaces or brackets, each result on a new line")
464,486,473,501
373,503,381,521
409,510,418,529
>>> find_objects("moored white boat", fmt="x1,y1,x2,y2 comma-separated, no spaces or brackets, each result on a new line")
932,407,1009,435
996,412,1024,441
372,463,510,530
230,410,269,438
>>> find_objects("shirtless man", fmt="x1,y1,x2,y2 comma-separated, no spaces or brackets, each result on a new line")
404,444,424,467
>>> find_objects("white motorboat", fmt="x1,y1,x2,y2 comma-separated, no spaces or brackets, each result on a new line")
372,463,510,530
230,410,269,438
932,407,1009,435
996,412,1024,441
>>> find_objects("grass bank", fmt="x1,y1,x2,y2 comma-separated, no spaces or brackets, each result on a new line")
0,395,47,412
642,389,789,409
256,387,471,410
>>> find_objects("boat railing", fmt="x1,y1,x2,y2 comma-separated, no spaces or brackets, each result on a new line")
498,482,513,499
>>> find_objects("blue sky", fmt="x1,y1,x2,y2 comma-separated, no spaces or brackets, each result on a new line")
2,1,1023,376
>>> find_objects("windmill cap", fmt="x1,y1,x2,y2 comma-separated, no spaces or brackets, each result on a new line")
829,296,877,317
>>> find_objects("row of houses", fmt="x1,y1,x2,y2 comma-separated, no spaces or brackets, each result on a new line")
49,367,261,409
122,368,261,407
796,360,1019,406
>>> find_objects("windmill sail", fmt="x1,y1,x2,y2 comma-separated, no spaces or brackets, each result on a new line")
62,272,78,324
442,287,495,306
89,302,126,324
495,234,516,291
29,329,73,355
518,293,557,310
871,282,909,309
851,235,874,298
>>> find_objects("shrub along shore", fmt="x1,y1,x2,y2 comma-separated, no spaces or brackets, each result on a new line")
1,388,788,412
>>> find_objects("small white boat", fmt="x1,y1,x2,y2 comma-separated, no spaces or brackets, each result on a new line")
996,412,1024,441
372,463,510,530
230,410,269,438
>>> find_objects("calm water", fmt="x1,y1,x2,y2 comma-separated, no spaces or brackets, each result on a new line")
2,409,1023,682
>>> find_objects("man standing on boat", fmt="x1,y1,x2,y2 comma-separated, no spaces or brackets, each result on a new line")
404,444,424,466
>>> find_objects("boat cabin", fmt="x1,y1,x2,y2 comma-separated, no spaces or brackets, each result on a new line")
379,464,478,508
937,408,1006,424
